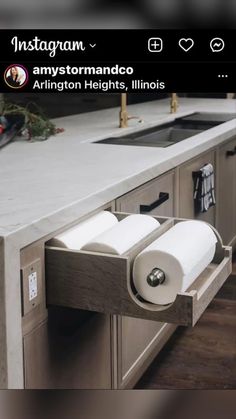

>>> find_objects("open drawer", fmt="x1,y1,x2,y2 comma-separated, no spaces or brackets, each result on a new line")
45,213,232,327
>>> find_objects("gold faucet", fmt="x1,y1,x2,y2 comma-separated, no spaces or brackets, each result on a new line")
119,93,143,128
170,93,179,114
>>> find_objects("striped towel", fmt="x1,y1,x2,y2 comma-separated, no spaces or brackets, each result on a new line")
193,163,216,213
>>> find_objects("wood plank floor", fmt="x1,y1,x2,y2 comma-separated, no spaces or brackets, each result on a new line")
136,275,236,389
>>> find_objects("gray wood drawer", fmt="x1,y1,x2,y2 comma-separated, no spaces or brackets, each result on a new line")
46,213,231,327
116,171,175,217
45,210,231,389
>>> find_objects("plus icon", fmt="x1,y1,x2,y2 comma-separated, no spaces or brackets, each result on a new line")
148,37,163,52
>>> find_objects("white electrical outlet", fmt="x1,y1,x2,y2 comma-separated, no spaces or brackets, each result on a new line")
21,258,42,315
28,271,38,301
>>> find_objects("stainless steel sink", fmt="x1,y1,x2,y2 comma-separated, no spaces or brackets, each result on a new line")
129,127,202,144
97,127,202,148
178,112,236,124
95,112,236,148
176,112,236,130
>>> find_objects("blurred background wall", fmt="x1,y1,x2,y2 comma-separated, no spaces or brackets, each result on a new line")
0,391,236,419
1,92,230,119
0,0,235,28
0,390,171,419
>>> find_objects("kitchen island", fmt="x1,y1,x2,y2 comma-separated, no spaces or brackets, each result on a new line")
0,98,235,389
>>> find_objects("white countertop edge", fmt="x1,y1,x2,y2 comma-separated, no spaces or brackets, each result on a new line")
2,118,236,248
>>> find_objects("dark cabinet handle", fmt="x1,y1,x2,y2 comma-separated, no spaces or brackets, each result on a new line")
140,192,169,213
226,146,236,157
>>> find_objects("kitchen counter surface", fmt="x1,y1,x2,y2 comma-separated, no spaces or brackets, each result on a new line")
1,98,236,246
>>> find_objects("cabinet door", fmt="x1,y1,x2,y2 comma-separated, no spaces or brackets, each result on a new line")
178,150,216,225
115,171,176,389
216,137,236,245
23,310,112,389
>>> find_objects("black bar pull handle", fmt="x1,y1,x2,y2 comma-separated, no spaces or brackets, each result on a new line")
226,146,236,157
140,192,169,213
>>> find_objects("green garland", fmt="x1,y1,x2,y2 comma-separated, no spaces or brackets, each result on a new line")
0,100,63,140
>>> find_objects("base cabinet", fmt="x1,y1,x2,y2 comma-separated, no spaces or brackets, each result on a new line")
23,311,112,389
115,171,176,388
216,137,236,245
21,146,234,389
21,204,115,389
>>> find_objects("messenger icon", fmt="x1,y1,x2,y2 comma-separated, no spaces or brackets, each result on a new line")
210,38,225,53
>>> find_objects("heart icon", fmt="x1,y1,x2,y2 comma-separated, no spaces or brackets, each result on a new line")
179,38,194,52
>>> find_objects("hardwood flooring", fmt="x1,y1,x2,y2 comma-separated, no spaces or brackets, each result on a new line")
136,274,236,389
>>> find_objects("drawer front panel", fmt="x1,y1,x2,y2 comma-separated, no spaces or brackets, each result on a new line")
116,171,175,217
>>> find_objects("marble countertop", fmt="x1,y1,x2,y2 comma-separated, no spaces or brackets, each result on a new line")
1,97,236,246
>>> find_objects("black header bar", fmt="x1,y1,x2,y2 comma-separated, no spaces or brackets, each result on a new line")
0,30,235,92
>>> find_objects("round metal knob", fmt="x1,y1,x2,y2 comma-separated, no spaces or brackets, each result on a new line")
146,268,165,287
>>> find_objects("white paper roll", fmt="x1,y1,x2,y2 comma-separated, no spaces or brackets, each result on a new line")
49,211,118,250
133,220,217,305
82,214,160,255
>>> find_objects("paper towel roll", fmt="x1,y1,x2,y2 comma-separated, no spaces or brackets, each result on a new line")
82,214,160,255
49,211,118,250
133,220,217,305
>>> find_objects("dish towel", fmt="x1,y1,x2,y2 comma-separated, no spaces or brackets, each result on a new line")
193,163,216,213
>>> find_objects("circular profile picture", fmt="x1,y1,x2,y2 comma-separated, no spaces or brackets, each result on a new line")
4,64,28,89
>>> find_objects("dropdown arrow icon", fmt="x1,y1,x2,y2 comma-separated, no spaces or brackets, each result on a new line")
89,43,96,48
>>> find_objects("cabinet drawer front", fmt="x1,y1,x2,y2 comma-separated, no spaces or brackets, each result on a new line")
46,212,231,327
178,151,215,225
116,172,175,217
